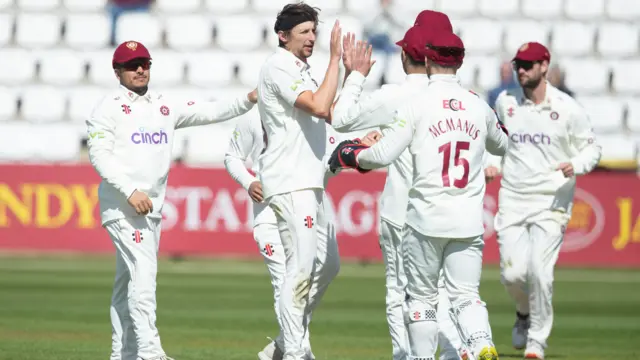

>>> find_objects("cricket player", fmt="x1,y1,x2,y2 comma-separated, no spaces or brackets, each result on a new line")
490,42,602,359
329,31,507,360
224,114,380,360
256,3,344,359
332,12,468,360
87,40,257,360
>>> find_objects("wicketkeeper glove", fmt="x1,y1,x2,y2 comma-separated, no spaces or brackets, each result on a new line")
327,139,372,174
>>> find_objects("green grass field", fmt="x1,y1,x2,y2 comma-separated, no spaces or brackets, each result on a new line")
0,255,639,360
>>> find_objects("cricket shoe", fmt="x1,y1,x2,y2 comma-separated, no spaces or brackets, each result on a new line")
258,338,283,360
476,346,499,360
512,312,530,350
523,340,544,360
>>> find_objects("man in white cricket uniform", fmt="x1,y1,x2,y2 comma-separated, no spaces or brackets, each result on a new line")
489,42,602,360
256,4,344,360
87,41,256,360
333,32,507,360
332,14,468,360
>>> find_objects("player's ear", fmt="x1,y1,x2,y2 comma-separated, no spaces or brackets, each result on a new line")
277,30,289,46
540,60,549,75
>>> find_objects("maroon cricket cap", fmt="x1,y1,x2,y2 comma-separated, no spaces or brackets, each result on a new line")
414,10,453,33
513,42,551,62
396,26,431,62
112,41,152,68
424,31,465,67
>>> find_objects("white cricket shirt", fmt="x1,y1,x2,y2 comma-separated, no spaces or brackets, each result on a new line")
357,75,508,238
332,72,431,228
257,47,327,199
492,83,602,229
87,85,254,225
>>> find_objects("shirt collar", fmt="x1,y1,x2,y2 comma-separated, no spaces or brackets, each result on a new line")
405,73,429,82
428,74,460,84
276,47,311,71
120,85,153,103
520,82,553,110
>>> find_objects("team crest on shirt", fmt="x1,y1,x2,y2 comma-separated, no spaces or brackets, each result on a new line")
187,101,195,106
160,105,170,116
329,136,335,144
550,111,559,120
507,107,515,117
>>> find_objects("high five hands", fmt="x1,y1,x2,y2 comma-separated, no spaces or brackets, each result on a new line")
342,32,376,77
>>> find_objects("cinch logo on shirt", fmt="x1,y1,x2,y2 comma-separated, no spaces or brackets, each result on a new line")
131,127,168,144
510,132,551,145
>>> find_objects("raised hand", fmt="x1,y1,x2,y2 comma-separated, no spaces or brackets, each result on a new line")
351,40,376,77
329,20,342,60
342,32,356,71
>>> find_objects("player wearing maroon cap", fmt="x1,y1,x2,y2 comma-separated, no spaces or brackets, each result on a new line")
333,31,504,360
87,40,257,360
489,42,601,360
332,12,470,360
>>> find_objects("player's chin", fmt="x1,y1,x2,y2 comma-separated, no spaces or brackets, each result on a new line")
303,46,314,57
132,79,149,87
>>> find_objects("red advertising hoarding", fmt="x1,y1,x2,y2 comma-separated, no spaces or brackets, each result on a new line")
0,164,639,267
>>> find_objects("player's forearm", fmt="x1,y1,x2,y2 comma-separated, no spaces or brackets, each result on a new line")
571,143,602,175
175,96,254,128
311,58,341,120
332,72,367,132
224,155,258,191
486,132,508,157
88,149,136,198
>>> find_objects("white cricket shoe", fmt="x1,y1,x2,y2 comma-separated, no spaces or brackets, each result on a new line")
258,340,283,360
512,313,530,350
524,340,544,359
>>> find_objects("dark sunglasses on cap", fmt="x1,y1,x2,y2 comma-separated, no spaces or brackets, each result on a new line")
512,60,538,71
117,59,152,71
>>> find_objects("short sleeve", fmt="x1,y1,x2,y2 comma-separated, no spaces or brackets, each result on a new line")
268,62,315,107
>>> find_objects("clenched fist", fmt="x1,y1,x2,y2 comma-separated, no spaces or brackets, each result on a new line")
248,181,264,203
128,190,153,215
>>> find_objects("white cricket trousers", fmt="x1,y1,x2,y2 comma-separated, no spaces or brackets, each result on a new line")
402,226,494,360
267,189,338,360
497,210,567,348
379,220,409,360
105,216,165,360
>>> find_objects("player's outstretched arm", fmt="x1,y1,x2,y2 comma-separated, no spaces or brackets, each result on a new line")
174,90,257,129
332,36,382,132
86,102,136,199
357,113,413,170
566,106,602,176
223,117,260,192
